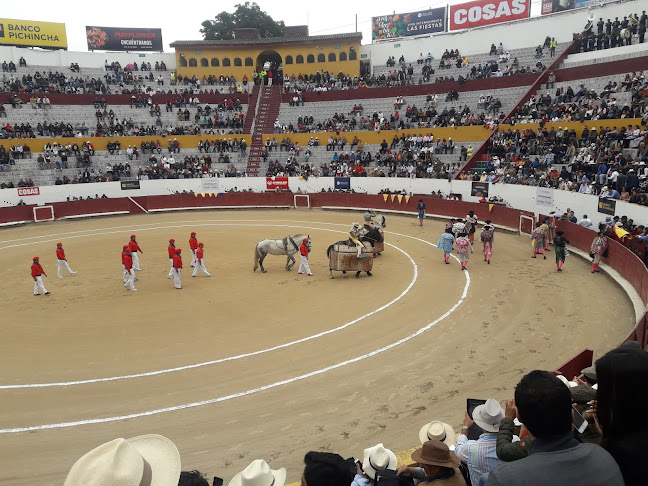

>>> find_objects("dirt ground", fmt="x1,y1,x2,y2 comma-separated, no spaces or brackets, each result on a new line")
0,209,635,486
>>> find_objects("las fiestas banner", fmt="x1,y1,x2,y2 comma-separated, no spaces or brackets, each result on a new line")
0,18,67,49
541,0,615,15
449,0,530,31
266,177,289,190
372,7,447,40
86,26,163,51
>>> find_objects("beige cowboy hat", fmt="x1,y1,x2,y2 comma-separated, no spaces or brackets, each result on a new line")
63,434,181,486
418,420,455,447
228,460,286,486
473,399,504,432
362,444,397,480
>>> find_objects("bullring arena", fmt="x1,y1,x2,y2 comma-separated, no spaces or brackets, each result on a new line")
0,202,640,485
2,0,648,484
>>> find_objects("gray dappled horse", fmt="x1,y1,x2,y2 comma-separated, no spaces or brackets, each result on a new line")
253,234,311,273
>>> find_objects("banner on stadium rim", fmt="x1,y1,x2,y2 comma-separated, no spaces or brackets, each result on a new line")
541,0,615,15
597,198,616,216
266,177,289,190
17,187,40,196
120,180,140,190
0,18,67,49
86,26,163,51
334,177,351,190
536,187,554,207
471,181,490,197
201,178,219,193
372,7,447,41
449,0,530,31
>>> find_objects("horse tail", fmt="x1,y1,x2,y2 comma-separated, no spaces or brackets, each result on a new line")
326,244,334,257
253,242,260,271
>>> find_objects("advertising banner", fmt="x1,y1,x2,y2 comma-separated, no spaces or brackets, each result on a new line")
536,187,554,208
449,0,530,31
471,181,490,198
334,177,351,190
17,187,40,196
597,198,616,216
86,26,163,51
0,18,67,49
372,8,447,40
541,0,615,15
266,177,289,190
120,181,141,190
201,178,219,193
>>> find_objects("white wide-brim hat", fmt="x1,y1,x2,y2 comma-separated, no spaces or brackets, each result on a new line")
418,420,456,447
362,443,397,480
228,460,286,486
473,399,504,432
63,434,181,486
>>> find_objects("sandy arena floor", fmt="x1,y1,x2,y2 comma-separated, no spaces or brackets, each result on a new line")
0,209,635,486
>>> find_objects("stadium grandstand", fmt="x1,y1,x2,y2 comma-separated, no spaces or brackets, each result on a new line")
1,1,647,486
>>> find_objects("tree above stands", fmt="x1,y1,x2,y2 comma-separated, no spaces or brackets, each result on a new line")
200,2,285,40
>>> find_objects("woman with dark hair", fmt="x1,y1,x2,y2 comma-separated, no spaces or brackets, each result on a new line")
595,347,648,486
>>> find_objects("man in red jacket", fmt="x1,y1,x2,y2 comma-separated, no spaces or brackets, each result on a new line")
123,248,137,292
167,238,176,279
128,234,143,271
173,248,183,289
31,256,50,296
297,237,313,276
121,244,129,284
192,242,211,277
56,242,77,278
189,231,198,267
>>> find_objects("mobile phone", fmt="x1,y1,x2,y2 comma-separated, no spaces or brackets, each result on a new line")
572,406,588,434
213,477,224,486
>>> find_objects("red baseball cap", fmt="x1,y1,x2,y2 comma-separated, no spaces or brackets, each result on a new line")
130,234,136,238
198,242,204,246
56,242,62,246
169,238,175,242
123,245,129,250
191,232,196,235
33,256,39,260
175,248,182,253
303,238,308,242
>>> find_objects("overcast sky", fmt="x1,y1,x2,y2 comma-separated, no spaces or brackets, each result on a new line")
3,0,545,52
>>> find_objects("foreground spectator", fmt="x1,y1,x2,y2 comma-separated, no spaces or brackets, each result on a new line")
229,460,285,486
302,451,355,486
63,434,181,486
595,347,648,486
399,440,466,485
486,371,624,486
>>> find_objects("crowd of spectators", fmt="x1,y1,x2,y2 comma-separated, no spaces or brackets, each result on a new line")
572,11,648,53
55,343,646,486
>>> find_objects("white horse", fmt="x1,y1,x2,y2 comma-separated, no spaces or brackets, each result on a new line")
253,234,311,273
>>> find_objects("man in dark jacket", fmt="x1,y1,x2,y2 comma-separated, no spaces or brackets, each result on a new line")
496,399,532,462
486,371,624,486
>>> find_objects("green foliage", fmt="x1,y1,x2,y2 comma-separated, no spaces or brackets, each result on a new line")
201,2,285,40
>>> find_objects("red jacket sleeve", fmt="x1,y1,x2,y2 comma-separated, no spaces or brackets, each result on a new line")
31,263,39,279
129,241,141,252
196,248,204,261
168,245,175,258
123,255,133,271
300,244,309,257
173,255,183,269
189,238,198,250
56,248,66,260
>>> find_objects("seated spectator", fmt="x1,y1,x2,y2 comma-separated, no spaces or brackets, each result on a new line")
398,440,466,485
62,434,181,486
302,451,355,486
486,370,624,486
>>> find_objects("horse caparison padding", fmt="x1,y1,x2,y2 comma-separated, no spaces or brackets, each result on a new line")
327,241,374,279
253,234,310,273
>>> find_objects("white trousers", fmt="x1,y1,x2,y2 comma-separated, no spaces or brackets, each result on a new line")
192,260,211,277
122,264,128,282
191,249,197,267
174,268,182,288
298,255,312,275
132,252,141,271
123,269,136,291
57,259,74,277
33,276,48,295
168,258,174,278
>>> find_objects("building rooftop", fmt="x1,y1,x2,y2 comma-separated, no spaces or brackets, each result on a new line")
170,32,362,48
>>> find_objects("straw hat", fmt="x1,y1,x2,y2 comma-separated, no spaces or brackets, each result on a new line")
418,420,455,447
362,444,397,480
63,435,181,486
228,460,286,486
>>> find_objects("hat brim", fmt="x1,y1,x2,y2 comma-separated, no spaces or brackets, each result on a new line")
473,405,503,433
418,422,456,447
127,435,181,486
362,447,397,480
228,467,286,486
411,447,460,468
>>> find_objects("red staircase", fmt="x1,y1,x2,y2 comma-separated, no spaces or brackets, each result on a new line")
246,85,281,176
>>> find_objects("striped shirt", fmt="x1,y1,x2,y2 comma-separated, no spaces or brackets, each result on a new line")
455,432,502,486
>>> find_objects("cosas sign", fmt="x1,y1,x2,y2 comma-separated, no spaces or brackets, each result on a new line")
17,187,40,196
449,0,529,31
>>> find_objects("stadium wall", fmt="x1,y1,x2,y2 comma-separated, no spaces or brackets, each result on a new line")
362,0,638,65
2,178,648,229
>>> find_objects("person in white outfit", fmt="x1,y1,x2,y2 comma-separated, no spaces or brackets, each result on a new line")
192,242,212,277
56,242,77,278
297,238,313,276
31,256,50,296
